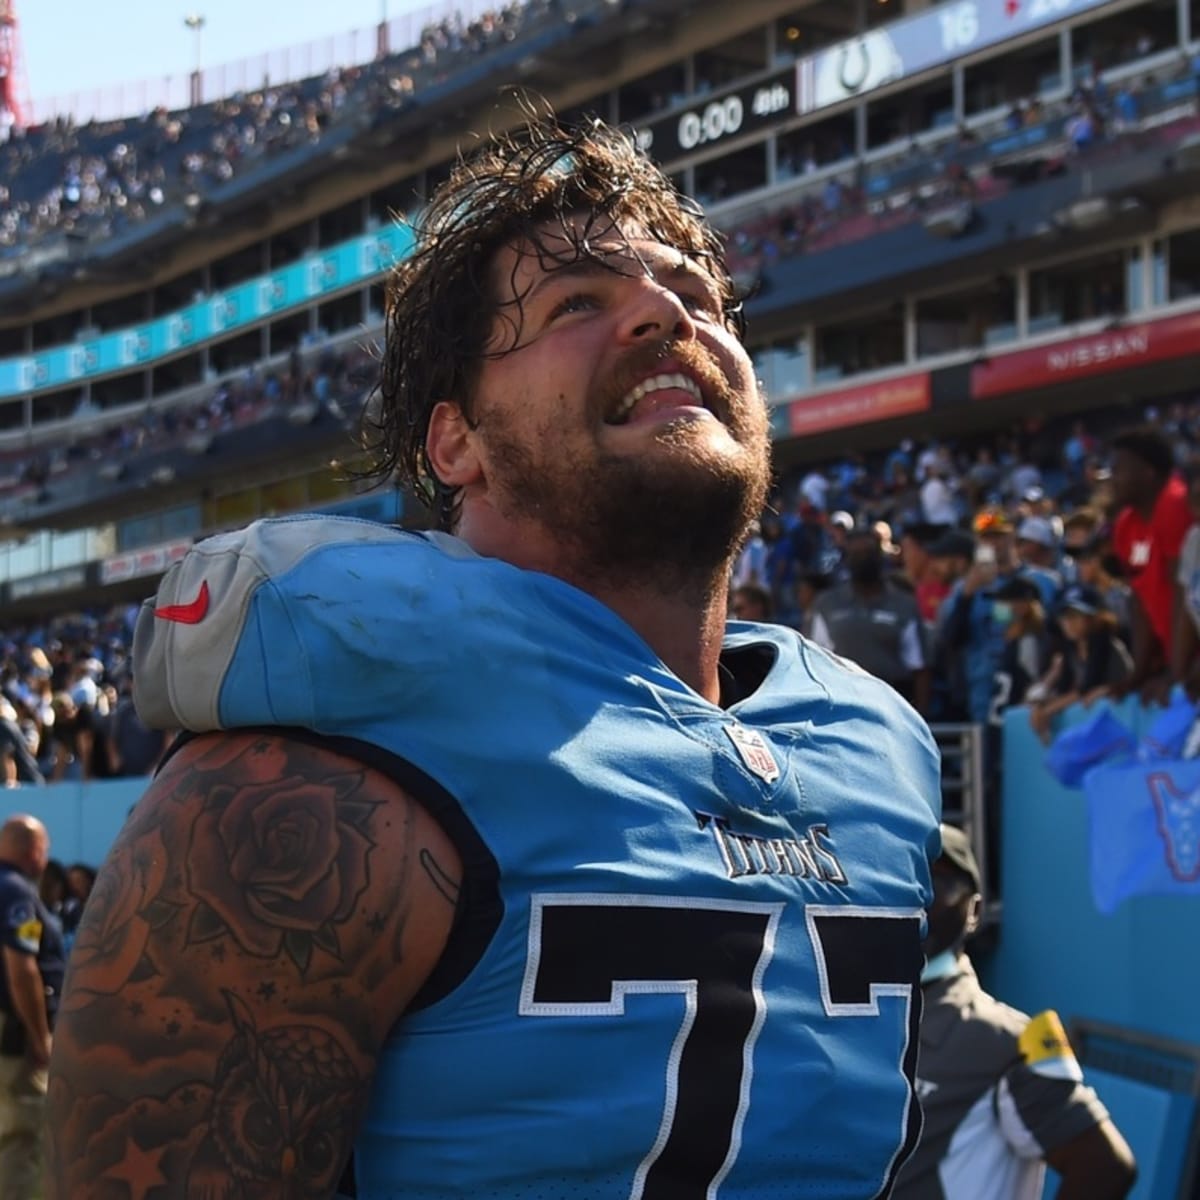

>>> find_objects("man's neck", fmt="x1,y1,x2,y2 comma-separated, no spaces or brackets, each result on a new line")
1134,480,1164,522
852,579,885,598
458,513,732,703
589,583,730,703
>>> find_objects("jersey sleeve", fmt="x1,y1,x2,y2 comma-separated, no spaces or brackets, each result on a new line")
0,880,41,957
133,517,425,732
994,1010,1109,1159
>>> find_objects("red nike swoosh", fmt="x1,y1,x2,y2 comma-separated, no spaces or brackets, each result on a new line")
153,580,210,624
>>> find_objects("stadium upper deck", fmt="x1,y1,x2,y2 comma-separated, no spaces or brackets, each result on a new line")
3,0,1200,606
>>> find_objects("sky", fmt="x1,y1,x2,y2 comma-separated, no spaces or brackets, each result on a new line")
19,0,438,120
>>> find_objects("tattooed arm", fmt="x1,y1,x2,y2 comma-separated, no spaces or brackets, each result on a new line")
46,731,462,1199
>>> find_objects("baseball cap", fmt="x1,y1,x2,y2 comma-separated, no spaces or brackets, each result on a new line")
938,824,981,892
1059,583,1104,616
1016,516,1058,548
829,510,855,532
993,575,1042,603
900,521,948,546
973,507,1013,535
928,529,975,559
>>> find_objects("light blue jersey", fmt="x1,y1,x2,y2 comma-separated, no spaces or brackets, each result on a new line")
135,516,942,1200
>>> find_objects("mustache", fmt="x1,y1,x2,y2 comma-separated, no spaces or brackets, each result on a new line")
591,339,736,422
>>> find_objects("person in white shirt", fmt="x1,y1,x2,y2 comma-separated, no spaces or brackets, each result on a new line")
921,461,959,527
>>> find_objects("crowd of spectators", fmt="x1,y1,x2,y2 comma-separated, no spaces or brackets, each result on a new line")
731,399,1200,748
0,0,548,259
722,47,1200,281
729,400,1200,885
2,0,1194,276
1,390,1196,798
0,602,167,788
0,338,377,502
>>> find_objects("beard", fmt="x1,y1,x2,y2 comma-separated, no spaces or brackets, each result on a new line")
481,385,771,602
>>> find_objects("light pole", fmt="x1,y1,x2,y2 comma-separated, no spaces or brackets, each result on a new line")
377,0,389,59
184,13,206,106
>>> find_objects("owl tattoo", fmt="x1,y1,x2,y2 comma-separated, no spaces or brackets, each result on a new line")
187,990,360,1199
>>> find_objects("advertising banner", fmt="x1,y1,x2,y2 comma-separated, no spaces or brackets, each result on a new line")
786,372,930,436
971,310,1200,399
796,0,1114,115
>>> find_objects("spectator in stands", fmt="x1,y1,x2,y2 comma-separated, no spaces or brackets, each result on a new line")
899,523,941,625
964,446,1002,509
927,530,975,723
795,568,832,640
1062,419,1095,483
891,825,1137,1200
44,692,92,783
938,508,1027,727
1062,511,1132,636
730,582,774,623
37,860,80,951
773,501,832,624
731,519,769,590
1109,426,1192,703
1028,585,1133,742
1059,454,1113,512
0,814,64,1200
1066,105,1098,153
798,466,830,512
885,462,924,531
1005,454,1043,507
1060,507,1100,582
825,509,854,582
928,527,974,585
0,693,43,788
1015,515,1064,600
65,864,95,918
920,456,959,527
810,525,931,713
990,575,1052,724
106,670,169,777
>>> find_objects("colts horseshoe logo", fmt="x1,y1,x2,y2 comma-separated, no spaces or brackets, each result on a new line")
838,39,870,93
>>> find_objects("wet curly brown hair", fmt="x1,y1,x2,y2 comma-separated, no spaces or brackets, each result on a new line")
362,112,744,530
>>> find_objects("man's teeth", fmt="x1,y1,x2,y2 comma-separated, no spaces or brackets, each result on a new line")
612,373,704,423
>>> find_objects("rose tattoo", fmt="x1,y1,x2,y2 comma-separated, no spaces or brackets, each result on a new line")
186,773,377,973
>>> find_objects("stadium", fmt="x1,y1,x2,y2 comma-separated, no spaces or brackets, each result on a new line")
0,0,1197,1195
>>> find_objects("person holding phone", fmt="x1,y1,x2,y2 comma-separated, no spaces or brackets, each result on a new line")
935,509,1052,884
937,509,1044,729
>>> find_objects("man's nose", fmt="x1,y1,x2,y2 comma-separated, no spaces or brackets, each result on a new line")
616,278,697,344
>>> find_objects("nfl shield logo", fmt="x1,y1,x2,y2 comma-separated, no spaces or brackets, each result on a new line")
725,724,780,783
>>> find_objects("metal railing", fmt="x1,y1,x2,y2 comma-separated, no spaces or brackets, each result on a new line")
929,722,993,912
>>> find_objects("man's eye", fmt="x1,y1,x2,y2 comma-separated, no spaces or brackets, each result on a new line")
680,291,722,318
548,293,599,320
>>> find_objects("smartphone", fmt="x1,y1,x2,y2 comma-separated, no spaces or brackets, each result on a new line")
974,543,997,567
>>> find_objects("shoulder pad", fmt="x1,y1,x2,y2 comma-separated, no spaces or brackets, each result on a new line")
132,516,468,731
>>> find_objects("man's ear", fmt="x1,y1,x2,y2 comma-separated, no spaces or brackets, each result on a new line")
964,893,983,939
427,401,483,489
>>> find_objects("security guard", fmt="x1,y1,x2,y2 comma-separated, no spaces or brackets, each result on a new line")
893,825,1137,1200
0,814,64,1200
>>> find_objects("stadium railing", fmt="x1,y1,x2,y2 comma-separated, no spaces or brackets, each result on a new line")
929,722,992,908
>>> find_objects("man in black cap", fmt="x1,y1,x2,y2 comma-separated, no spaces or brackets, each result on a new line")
810,525,931,713
892,826,1137,1200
